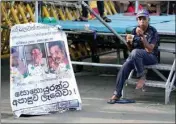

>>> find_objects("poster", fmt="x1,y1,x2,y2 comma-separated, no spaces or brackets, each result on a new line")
10,23,82,118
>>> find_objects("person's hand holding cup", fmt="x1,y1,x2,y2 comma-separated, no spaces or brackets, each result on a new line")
136,27,144,37
126,34,134,45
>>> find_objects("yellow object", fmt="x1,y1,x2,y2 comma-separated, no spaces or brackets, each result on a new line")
42,6,50,17
1,3,12,27
104,1,112,15
108,1,117,14
18,4,28,23
10,6,20,24
78,43,88,57
26,4,35,22
1,29,10,58
1,54,10,59
90,1,97,8
65,8,73,20
72,9,78,19
69,47,77,60
69,44,83,60
57,8,66,20
51,6,58,20
88,1,97,19
85,42,91,55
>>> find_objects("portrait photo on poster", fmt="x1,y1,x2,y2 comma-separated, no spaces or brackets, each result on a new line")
10,46,28,84
24,43,49,76
46,41,71,78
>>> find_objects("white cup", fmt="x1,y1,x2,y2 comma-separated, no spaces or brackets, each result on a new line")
84,24,90,30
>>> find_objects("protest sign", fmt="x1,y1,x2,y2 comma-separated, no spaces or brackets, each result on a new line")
10,23,82,118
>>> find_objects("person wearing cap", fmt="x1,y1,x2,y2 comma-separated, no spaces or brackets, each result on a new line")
108,9,159,104
79,1,111,22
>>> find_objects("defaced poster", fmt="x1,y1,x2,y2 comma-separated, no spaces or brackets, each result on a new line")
10,23,82,118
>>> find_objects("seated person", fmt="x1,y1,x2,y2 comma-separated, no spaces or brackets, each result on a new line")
108,9,159,104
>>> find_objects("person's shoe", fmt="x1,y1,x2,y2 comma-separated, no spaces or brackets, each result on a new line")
102,16,111,22
79,16,88,22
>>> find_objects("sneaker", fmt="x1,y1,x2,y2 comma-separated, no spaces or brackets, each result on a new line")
102,16,111,22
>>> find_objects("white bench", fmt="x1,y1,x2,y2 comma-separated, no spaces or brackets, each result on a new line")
123,47,176,104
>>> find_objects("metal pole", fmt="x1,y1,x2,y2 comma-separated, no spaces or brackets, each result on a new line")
72,61,122,68
135,0,139,14
167,1,170,15
38,1,42,21
35,0,38,22
81,1,127,46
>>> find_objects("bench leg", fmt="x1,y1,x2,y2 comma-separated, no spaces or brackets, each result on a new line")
165,74,176,104
170,73,176,91
165,59,175,104
165,89,170,104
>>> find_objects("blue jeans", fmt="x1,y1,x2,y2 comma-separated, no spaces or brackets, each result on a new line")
113,49,158,98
